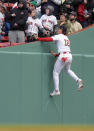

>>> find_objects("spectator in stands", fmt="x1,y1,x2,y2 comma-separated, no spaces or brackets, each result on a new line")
67,11,82,34
29,1,37,11
26,9,46,42
72,0,83,12
77,0,90,28
40,5,57,36
26,1,30,9
0,0,4,6
58,12,70,34
27,0,30,3
29,1,41,18
27,1,41,18
60,0,74,17
33,0,41,15
86,0,94,24
7,0,28,43
2,6,11,36
26,1,31,16
41,0,61,19
91,3,94,24
26,1,36,16
4,0,19,3
34,0,41,6
0,6,5,41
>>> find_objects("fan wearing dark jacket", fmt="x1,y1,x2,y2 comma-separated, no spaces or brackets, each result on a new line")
7,0,28,43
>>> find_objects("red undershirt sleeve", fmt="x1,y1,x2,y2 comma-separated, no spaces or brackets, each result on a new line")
37,37,53,42
54,53,60,57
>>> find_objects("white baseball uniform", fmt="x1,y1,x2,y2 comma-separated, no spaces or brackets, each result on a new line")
52,34,80,91
27,17,43,35
40,14,57,31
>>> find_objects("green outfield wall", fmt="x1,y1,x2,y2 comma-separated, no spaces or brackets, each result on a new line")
0,26,94,125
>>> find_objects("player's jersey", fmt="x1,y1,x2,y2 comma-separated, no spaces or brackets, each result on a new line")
40,14,57,31
27,17,43,34
52,34,71,53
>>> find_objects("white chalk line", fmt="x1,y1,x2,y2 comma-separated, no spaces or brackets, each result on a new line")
0,50,93,57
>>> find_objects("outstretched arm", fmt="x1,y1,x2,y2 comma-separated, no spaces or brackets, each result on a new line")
37,37,53,42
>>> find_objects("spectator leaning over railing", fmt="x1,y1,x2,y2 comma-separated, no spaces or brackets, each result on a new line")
26,9,46,42
7,0,28,43
67,11,82,34
40,5,57,36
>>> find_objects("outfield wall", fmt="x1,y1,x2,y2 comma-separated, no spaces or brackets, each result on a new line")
0,27,94,125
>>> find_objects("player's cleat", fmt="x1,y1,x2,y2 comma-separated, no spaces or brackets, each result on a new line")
50,90,60,96
77,79,83,91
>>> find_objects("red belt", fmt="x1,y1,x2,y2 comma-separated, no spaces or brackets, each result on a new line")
63,52,71,54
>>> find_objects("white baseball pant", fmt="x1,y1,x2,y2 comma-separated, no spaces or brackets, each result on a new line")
53,52,80,91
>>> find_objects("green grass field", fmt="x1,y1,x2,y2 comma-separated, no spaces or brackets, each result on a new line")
0,126,94,131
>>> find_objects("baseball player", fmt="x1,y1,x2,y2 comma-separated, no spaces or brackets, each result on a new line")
36,25,83,96
40,5,57,36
